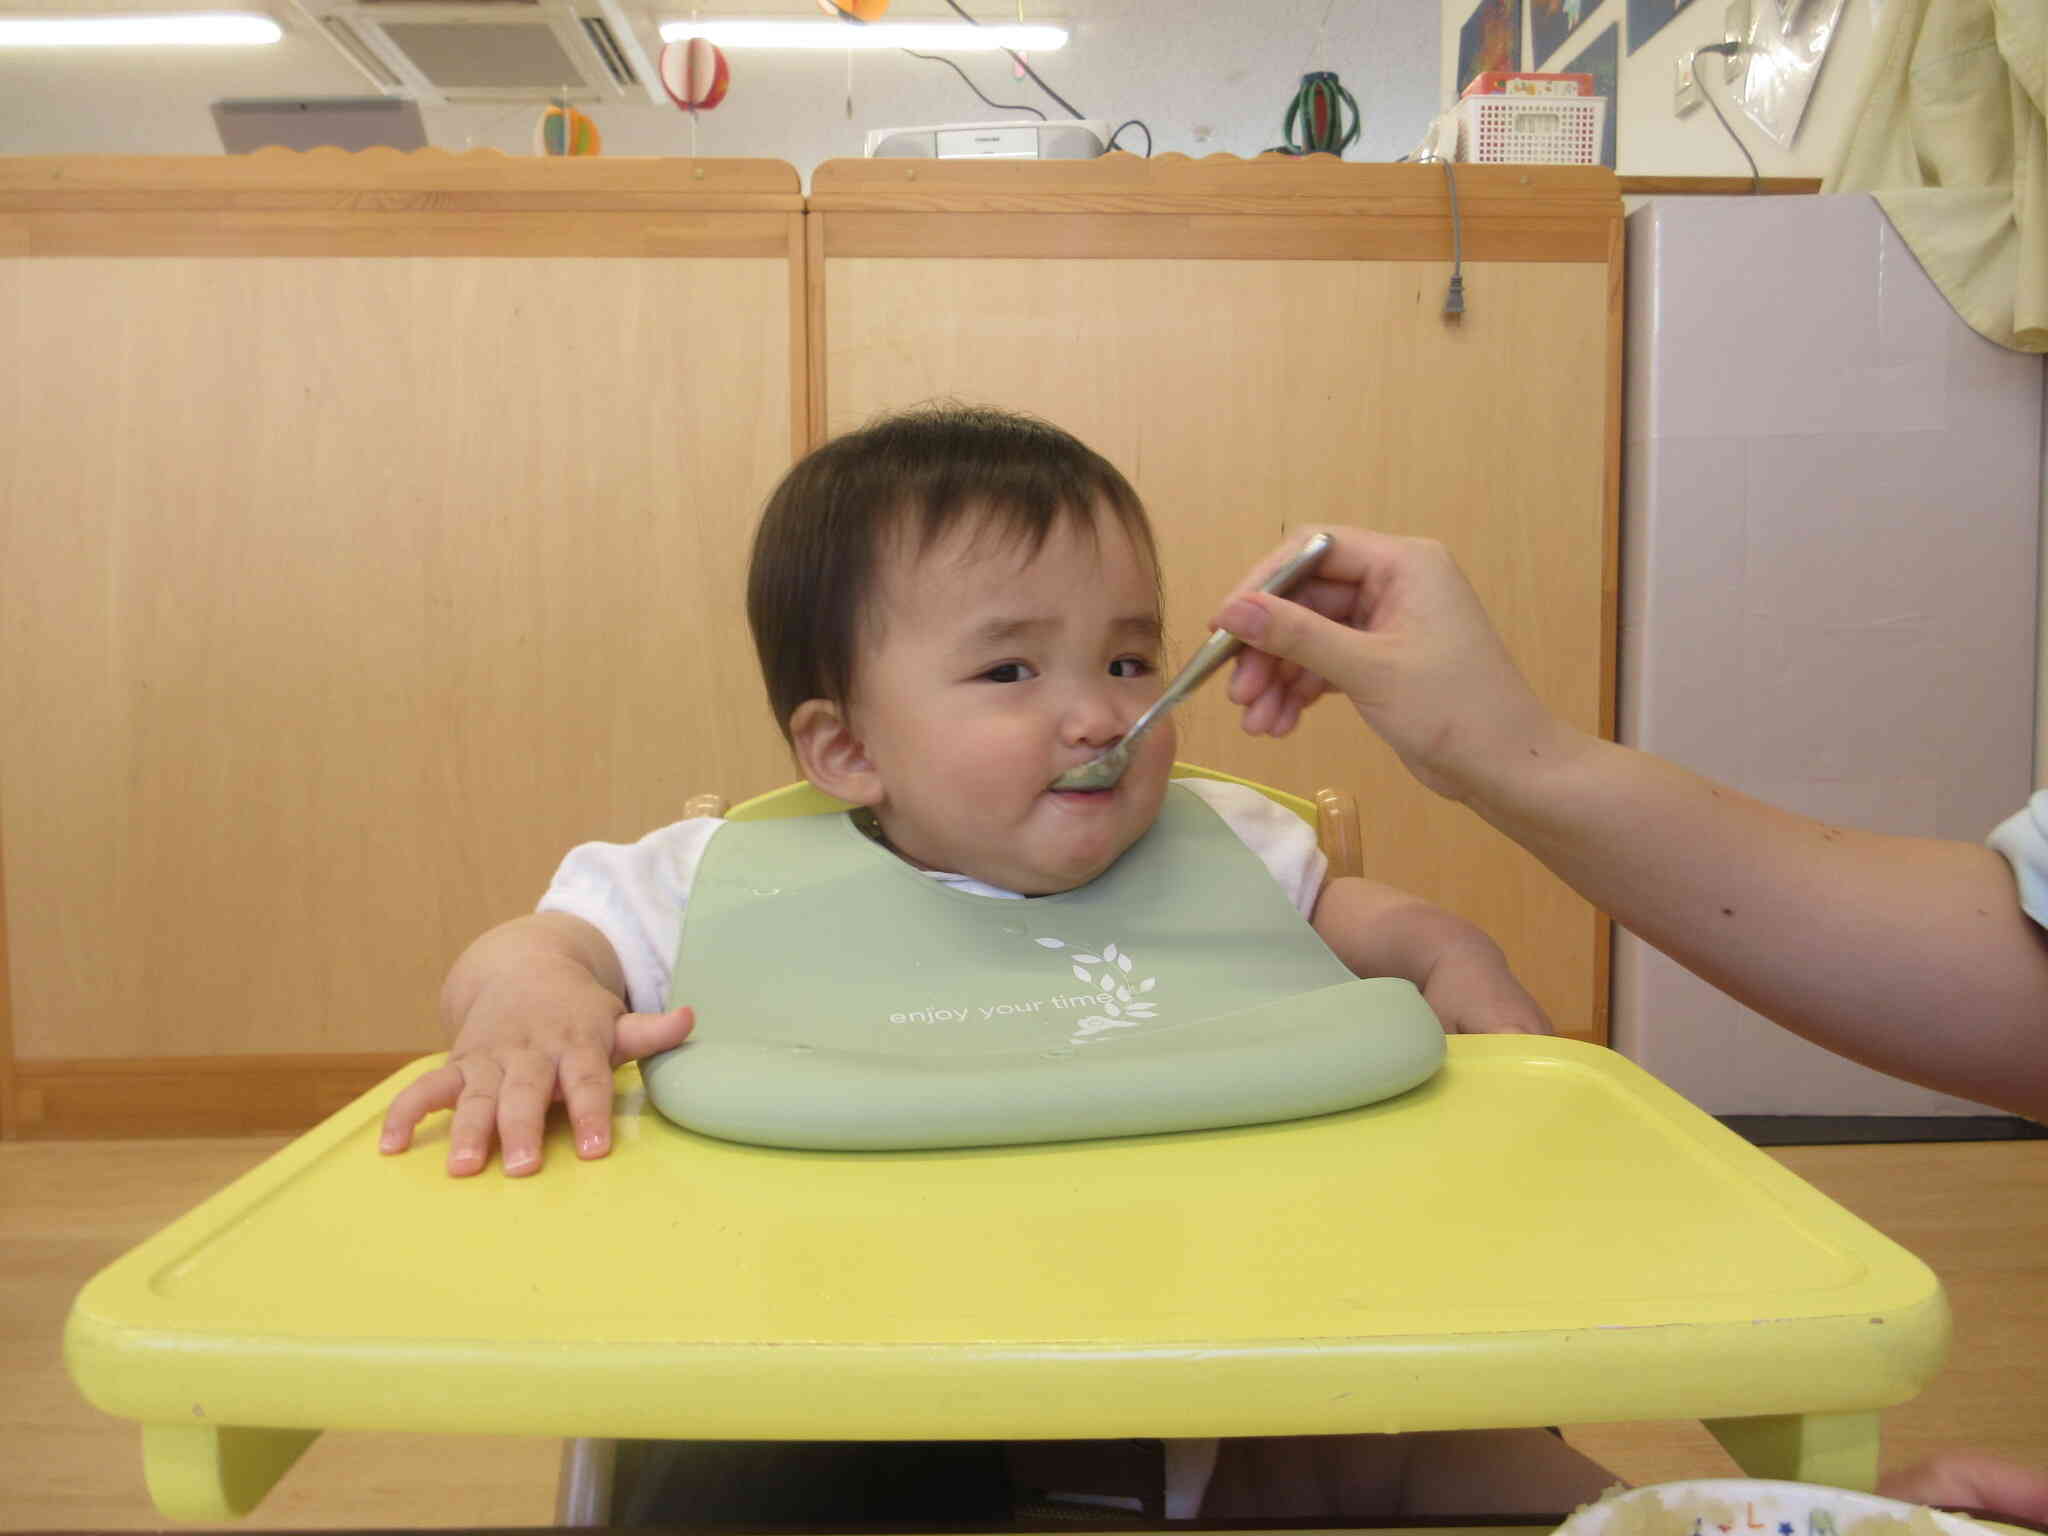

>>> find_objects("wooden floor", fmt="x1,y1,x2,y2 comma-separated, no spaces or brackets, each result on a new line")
5,1136,2044,1530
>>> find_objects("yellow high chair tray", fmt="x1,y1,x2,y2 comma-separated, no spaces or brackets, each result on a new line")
66,1037,1948,1522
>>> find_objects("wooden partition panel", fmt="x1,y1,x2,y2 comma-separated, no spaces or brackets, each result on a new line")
810,155,1622,1041
0,153,806,1135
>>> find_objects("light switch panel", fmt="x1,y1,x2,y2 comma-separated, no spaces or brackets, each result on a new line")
1675,52,1703,115
1724,0,1750,80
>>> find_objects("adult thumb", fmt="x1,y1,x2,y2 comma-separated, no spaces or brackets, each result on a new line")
1217,593,1385,701
614,1004,695,1063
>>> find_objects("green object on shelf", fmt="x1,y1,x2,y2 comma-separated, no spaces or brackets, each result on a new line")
1282,70,1360,157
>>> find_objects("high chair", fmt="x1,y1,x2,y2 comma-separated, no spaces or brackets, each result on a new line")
65,766,1949,1527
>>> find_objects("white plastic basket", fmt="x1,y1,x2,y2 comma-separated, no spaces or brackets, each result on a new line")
1456,94,1606,165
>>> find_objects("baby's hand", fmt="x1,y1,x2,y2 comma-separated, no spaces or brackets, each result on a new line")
1420,937,1549,1035
379,973,692,1177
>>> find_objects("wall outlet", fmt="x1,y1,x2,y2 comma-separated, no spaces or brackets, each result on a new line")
1675,53,1703,115
1724,0,1750,80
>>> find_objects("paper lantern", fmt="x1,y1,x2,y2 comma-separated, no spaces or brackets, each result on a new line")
659,37,730,112
1282,70,1360,157
534,104,601,156
817,0,891,18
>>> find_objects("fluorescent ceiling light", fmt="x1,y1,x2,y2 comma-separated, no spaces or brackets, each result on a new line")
659,19,1065,51
0,12,282,44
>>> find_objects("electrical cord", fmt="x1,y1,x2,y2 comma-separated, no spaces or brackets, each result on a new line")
1437,153,1464,317
1409,146,1466,319
900,49,1045,119
1106,119,1152,156
937,0,1087,120
1689,41,1761,195
829,0,1088,122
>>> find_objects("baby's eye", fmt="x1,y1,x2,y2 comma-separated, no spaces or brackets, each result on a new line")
1109,656,1155,679
982,662,1036,684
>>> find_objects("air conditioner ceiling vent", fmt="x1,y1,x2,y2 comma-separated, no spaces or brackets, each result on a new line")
380,21,584,88
295,0,662,103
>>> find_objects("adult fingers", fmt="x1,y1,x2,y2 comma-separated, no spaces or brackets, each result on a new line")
1215,591,1391,710
1228,528,1423,625
1882,1452,2048,1522
379,1063,461,1154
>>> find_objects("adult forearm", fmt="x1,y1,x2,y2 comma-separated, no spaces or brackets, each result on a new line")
1463,730,2048,1120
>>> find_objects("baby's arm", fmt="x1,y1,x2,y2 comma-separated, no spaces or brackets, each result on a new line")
378,911,693,1177
1310,876,1547,1034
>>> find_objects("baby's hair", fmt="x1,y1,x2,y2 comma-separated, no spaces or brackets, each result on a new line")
748,403,1159,740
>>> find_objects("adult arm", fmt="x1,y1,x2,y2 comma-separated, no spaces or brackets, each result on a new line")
1216,529,2048,1121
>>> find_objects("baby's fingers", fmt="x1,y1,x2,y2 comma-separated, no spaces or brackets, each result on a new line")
492,1049,556,1177
379,1063,462,1155
443,1056,507,1177
565,1007,694,1159
557,1039,622,1161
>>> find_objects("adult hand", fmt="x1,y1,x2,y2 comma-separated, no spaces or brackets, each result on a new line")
1880,1451,2048,1523
1212,528,1565,804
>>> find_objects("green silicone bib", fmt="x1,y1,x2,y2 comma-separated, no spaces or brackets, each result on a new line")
641,785,1445,1149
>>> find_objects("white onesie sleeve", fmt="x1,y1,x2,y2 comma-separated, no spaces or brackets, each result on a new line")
1988,790,2048,929
537,817,727,1015
536,778,1330,1017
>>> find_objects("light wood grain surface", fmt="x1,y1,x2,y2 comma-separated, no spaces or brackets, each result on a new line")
4,1136,2040,1529
1,255,800,1067
0,149,805,209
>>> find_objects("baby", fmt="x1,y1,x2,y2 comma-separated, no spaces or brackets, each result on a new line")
380,403,1610,1516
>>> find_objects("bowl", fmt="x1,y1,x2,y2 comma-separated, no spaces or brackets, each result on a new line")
1554,1480,2010,1536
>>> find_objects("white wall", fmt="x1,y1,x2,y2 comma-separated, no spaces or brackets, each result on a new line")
1437,0,1878,178
0,0,1442,174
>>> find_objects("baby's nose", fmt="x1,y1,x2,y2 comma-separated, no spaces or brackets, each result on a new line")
1062,682,1130,746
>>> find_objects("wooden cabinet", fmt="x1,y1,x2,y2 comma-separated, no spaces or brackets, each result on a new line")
0,152,1619,1137
0,153,808,1134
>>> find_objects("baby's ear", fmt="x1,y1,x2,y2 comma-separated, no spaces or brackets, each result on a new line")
789,699,882,806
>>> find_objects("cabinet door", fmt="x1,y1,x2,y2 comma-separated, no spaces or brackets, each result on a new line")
0,156,806,1134
811,157,1620,1040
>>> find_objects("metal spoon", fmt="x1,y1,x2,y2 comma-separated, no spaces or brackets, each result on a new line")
1050,531,1333,792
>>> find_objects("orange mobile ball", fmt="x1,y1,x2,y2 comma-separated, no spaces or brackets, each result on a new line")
817,0,891,19
533,105,601,156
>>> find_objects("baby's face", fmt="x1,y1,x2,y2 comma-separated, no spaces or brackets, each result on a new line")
848,509,1175,895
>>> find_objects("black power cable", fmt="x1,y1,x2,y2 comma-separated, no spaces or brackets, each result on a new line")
932,0,1086,120
899,49,1046,119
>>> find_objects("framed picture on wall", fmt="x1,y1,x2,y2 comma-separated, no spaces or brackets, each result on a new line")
1563,22,1619,167
1628,0,1699,53
1531,0,1596,67
1456,0,1522,95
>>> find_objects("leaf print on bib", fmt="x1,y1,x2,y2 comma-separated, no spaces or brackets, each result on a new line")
1033,932,1163,1046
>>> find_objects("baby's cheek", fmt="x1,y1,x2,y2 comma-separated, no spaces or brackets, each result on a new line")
1137,718,1178,777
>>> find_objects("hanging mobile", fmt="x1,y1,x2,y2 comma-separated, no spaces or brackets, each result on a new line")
534,91,601,156
1280,70,1361,157
659,34,731,156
